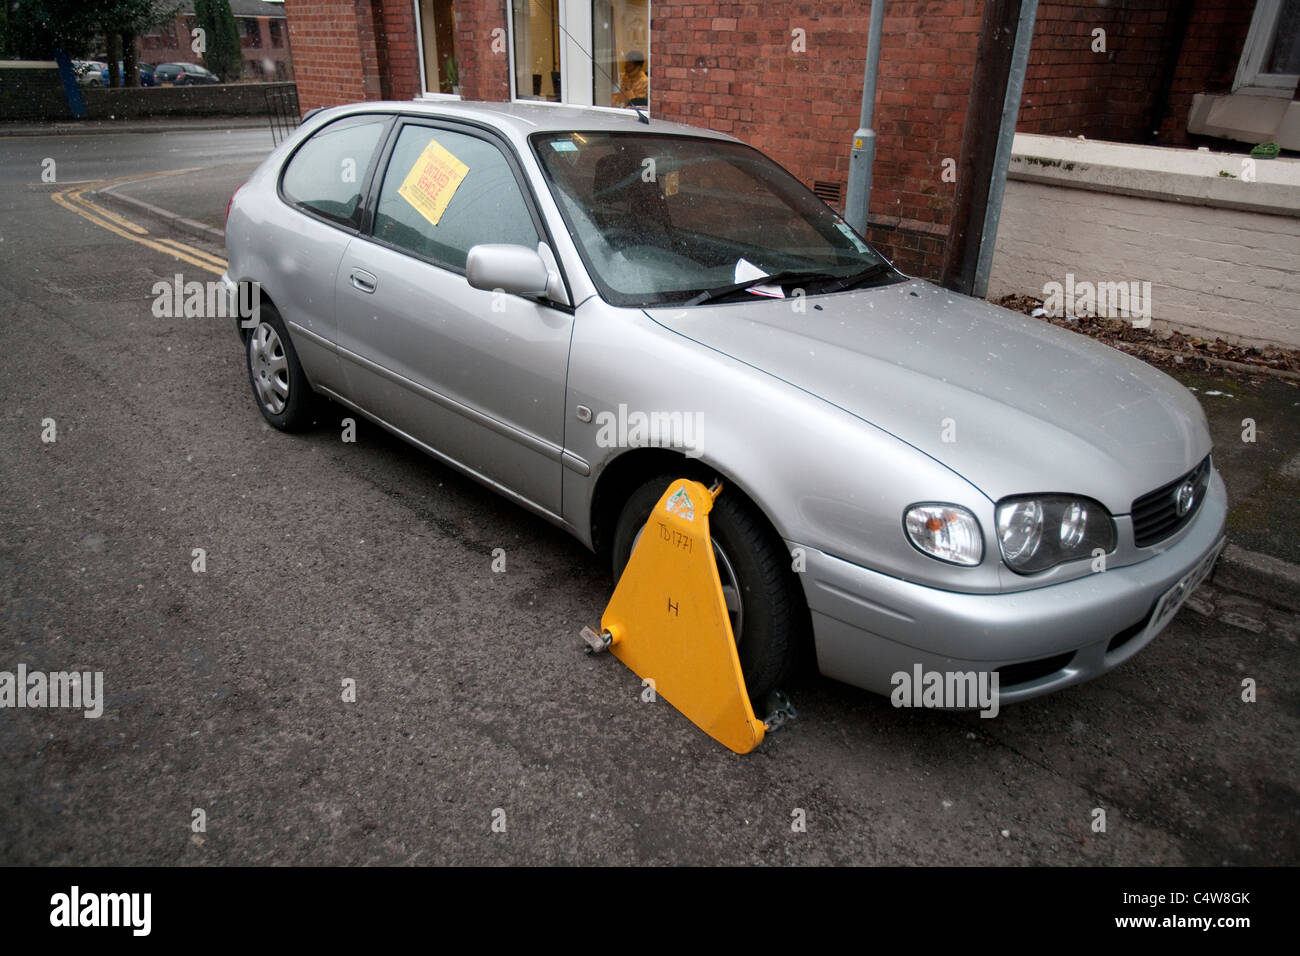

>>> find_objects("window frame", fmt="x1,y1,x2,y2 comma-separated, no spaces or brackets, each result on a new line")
357,116,575,307
276,113,396,233
1234,0,1300,97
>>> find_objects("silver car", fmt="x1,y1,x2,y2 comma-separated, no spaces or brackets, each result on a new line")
223,101,1226,710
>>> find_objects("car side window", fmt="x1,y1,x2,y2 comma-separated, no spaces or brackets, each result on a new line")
281,116,387,228
372,125,539,272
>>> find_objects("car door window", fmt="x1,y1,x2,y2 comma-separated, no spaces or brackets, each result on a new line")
281,116,388,228
372,125,539,272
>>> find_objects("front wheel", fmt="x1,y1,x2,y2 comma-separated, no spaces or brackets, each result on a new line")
611,474,802,707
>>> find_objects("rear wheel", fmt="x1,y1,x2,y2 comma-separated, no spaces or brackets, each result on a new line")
611,474,801,707
245,304,315,431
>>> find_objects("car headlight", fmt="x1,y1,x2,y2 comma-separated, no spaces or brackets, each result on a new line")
904,503,984,567
995,495,1115,574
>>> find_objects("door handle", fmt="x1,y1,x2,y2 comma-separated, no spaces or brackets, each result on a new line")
350,269,378,294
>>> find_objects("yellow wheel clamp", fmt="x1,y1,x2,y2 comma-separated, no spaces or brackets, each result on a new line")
582,478,785,754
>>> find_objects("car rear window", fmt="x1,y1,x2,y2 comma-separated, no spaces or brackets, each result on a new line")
281,116,388,228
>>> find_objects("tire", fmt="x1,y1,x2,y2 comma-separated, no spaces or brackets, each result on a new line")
245,303,316,431
611,474,801,708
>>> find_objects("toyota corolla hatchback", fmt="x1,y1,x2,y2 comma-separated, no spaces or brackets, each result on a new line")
223,101,1226,710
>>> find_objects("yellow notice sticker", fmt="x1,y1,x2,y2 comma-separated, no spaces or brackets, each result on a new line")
397,139,469,227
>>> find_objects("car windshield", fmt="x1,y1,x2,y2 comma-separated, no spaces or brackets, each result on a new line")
532,131,895,307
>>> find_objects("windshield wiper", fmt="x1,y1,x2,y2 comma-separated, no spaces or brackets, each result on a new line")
818,262,898,294
683,269,842,306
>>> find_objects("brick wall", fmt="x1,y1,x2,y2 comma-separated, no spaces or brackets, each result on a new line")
453,1,511,101
0,63,76,122
1016,1,1260,148
140,14,295,82
1159,0,1257,146
1017,1,1166,141
651,1,984,278
379,1,422,101
281,0,378,110
283,0,509,110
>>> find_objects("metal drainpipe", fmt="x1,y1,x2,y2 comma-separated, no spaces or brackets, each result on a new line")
972,0,1039,299
844,0,885,235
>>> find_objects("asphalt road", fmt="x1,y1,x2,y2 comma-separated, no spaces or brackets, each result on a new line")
1,123,1297,865
0,127,274,187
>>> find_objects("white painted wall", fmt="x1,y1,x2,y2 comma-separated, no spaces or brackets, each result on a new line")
988,136,1300,350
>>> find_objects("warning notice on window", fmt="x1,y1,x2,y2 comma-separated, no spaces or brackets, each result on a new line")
397,139,469,227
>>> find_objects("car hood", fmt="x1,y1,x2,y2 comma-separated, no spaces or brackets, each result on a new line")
645,279,1210,512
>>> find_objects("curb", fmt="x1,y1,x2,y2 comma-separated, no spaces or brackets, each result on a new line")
1215,544,1300,612
93,182,226,245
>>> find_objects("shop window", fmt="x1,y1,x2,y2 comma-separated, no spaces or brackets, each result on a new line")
507,0,649,110
511,0,562,101
592,0,648,108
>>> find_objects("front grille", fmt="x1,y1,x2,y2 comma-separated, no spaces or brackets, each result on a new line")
1131,455,1211,548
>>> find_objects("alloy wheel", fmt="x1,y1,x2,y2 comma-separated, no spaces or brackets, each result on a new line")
249,321,290,415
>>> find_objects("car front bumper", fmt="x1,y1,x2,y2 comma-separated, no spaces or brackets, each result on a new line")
794,468,1228,706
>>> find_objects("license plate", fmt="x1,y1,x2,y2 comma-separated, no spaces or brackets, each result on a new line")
1146,537,1226,638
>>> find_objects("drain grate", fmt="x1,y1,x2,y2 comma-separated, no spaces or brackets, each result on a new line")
38,267,170,303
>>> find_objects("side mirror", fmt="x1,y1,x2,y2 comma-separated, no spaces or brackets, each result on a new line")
466,243,565,303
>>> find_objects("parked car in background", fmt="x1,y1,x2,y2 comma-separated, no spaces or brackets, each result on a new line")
154,62,221,86
100,61,157,87
223,101,1227,711
73,60,108,87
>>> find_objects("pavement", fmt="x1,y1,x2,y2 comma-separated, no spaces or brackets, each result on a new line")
2,121,1297,867
1169,370,1300,609
98,163,260,240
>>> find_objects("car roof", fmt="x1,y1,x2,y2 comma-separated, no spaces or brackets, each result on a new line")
309,99,740,148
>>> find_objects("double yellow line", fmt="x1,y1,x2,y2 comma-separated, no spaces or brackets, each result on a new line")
51,170,229,276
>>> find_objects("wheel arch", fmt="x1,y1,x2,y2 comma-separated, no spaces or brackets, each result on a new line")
588,446,792,565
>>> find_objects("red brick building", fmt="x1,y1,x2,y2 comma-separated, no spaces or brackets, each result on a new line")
280,0,1299,278
140,0,295,82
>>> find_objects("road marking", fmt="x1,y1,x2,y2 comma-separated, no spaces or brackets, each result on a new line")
153,236,228,270
49,169,228,276
64,185,148,235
